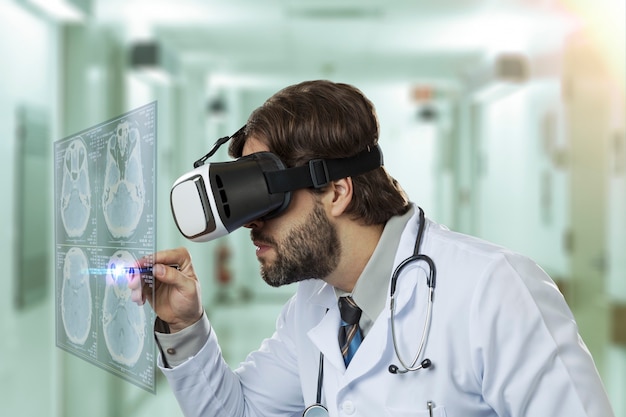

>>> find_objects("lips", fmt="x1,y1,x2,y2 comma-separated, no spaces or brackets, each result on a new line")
253,240,272,256
251,230,276,257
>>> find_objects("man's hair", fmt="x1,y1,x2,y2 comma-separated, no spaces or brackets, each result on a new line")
229,80,410,225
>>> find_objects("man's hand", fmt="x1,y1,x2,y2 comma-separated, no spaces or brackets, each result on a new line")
128,247,204,333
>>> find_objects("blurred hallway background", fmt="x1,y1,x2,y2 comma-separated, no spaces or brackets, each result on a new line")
0,0,624,415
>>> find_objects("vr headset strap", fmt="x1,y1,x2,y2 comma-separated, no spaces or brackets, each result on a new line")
264,145,383,193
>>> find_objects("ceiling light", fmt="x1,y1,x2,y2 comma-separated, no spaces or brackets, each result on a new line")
26,0,87,22
465,53,530,102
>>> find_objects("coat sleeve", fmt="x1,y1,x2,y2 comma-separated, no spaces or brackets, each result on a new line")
159,295,304,417
469,252,615,416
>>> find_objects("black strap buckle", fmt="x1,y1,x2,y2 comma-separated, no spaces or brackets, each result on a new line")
308,159,330,188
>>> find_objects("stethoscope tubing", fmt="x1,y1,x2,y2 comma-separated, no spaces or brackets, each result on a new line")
388,208,436,373
390,285,434,372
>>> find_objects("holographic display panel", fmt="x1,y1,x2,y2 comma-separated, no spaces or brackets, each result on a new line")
54,102,157,393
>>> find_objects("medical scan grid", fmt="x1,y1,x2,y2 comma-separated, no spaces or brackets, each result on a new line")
54,102,157,393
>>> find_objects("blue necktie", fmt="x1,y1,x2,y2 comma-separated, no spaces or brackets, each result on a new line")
338,296,363,366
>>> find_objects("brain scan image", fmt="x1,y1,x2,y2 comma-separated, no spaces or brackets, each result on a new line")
102,250,146,367
61,247,93,345
60,138,92,238
102,120,145,239
56,103,157,392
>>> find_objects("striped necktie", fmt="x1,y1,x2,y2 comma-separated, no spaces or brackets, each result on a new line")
338,296,363,366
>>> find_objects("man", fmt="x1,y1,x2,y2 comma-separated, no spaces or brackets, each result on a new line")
130,80,614,416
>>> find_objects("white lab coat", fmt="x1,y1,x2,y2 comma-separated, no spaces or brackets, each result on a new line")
160,209,614,417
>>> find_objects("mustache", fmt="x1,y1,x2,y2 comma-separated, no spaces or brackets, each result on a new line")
250,230,277,246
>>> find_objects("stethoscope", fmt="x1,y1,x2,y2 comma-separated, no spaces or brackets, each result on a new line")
303,207,436,417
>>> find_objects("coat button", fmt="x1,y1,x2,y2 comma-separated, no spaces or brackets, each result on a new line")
166,348,176,355
341,400,355,415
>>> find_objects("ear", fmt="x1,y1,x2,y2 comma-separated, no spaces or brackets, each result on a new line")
326,177,353,218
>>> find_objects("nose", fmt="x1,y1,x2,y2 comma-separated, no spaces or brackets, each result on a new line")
243,218,265,229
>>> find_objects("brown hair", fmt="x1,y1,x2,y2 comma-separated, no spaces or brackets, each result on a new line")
229,80,409,225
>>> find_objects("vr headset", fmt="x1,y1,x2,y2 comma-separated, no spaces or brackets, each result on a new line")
170,126,384,242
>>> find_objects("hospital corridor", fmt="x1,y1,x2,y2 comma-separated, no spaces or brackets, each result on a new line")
0,0,624,416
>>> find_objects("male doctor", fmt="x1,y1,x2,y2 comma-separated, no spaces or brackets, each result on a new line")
130,80,614,416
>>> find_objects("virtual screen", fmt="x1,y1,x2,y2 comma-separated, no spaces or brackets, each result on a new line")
54,102,157,393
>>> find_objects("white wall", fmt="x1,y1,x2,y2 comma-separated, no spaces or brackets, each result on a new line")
474,80,569,277
364,83,440,219
606,86,626,417
0,2,59,416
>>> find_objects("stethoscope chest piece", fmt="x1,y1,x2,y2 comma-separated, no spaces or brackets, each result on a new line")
303,404,329,417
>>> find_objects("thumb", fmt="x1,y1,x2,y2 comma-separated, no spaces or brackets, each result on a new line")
152,263,180,285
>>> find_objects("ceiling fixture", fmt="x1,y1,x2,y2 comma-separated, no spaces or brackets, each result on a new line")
129,41,179,84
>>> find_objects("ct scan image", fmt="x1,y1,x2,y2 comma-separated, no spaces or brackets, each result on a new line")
61,247,92,346
60,137,92,238
102,249,147,367
102,120,146,239
54,102,157,393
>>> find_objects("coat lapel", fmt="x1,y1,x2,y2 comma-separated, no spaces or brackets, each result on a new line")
306,284,346,373
342,268,421,382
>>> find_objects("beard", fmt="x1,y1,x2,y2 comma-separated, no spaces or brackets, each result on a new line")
251,202,341,287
